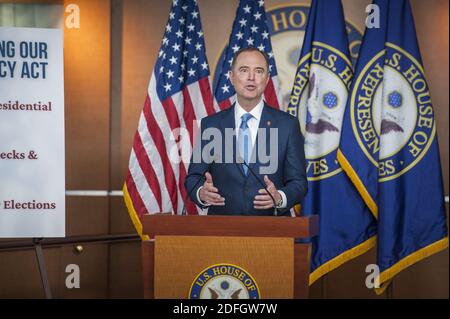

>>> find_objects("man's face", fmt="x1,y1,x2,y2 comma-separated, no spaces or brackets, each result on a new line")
229,51,270,105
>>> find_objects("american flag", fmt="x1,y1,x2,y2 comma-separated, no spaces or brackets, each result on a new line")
214,0,282,110
123,0,217,238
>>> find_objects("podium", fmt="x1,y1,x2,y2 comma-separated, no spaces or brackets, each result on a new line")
141,214,319,299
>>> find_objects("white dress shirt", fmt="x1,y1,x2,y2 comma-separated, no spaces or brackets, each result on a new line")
234,98,264,151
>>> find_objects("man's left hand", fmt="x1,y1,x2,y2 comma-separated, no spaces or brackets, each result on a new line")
253,175,282,209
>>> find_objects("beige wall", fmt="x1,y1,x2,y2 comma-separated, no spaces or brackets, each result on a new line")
0,0,448,298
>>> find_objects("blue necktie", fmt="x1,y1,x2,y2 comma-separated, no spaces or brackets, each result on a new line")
238,113,253,175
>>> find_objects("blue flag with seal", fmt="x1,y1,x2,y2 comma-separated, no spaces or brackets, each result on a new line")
287,0,377,285
338,0,448,294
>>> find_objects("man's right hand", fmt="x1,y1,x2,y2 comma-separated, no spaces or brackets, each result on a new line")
199,172,225,206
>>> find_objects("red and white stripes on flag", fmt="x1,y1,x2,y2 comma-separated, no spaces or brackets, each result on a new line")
123,0,218,239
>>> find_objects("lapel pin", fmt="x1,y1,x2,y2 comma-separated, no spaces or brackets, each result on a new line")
267,120,271,126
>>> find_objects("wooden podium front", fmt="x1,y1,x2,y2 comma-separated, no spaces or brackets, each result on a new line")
141,214,319,299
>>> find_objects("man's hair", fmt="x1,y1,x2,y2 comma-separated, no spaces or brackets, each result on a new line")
230,47,270,73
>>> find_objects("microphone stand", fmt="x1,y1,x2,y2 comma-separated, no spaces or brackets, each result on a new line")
239,158,278,216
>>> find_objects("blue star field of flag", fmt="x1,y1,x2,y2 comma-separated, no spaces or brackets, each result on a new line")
155,0,210,101
214,0,278,103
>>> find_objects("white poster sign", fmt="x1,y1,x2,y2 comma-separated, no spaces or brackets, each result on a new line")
0,27,65,237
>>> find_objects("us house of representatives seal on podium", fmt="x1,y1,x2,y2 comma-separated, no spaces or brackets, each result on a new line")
189,264,261,299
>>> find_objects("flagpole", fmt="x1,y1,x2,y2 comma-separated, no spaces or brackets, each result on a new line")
321,273,328,299
33,238,52,299
386,280,394,299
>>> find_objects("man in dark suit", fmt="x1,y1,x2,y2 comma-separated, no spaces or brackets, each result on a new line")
185,48,307,216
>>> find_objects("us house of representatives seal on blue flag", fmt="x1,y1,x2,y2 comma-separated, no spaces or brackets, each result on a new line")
338,0,448,294
286,0,377,285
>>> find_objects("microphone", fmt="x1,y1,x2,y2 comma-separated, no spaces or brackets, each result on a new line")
181,160,215,216
237,156,278,216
